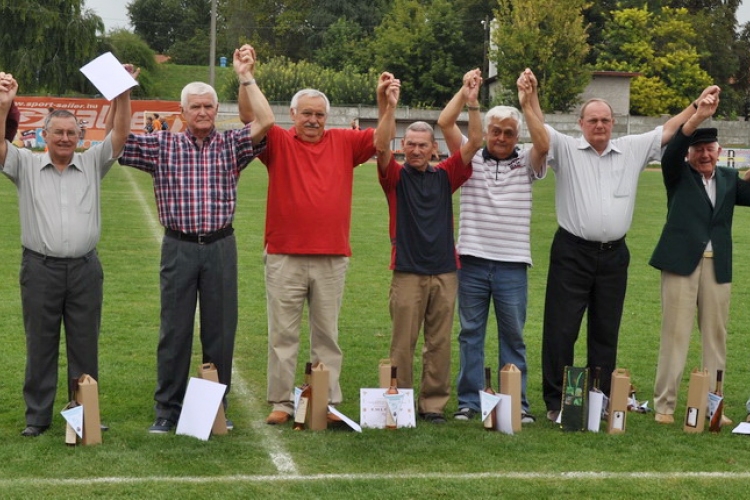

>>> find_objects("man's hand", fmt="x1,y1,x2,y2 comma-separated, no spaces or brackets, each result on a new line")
695,85,721,107
0,72,18,108
695,92,720,120
385,77,401,108
461,68,482,104
233,44,257,79
517,68,538,107
378,72,396,101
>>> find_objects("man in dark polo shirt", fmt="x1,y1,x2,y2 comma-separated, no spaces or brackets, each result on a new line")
374,70,484,423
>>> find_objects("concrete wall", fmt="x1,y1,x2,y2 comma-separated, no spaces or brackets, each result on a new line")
217,103,750,151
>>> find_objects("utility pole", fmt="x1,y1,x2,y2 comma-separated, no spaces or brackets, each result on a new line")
209,0,217,87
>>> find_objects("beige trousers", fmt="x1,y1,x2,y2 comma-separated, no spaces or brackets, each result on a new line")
653,256,730,415
389,271,457,415
265,254,348,413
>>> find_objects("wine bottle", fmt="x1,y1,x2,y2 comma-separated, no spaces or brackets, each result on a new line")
65,378,80,446
709,369,724,433
483,367,497,431
293,362,313,431
385,366,399,430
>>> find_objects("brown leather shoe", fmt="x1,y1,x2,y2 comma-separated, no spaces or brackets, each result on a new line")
655,412,674,424
266,410,291,425
327,412,342,423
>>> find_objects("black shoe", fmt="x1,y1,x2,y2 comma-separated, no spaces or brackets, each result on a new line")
420,412,447,424
21,425,49,437
148,418,175,434
225,419,234,431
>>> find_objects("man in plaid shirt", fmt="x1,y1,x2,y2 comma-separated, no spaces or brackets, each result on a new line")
119,45,274,433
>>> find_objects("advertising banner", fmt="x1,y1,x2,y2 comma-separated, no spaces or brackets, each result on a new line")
11,97,182,149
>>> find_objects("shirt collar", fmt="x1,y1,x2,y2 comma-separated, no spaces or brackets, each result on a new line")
482,146,519,162
39,153,81,172
576,136,621,156
185,127,217,145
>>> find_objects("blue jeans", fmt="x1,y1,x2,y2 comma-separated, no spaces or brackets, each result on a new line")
456,256,530,413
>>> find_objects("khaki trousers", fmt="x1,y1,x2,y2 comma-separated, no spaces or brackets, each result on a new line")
653,256,730,414
389,271,457,415
265,254,348,413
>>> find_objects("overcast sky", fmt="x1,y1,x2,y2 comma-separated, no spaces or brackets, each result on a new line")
85,0,750,36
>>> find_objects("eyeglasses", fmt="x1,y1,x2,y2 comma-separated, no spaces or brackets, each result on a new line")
47,129,80,139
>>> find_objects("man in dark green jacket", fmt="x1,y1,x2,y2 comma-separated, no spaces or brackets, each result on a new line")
651,88,750,425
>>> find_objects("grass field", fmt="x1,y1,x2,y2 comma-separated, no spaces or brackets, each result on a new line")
2,163,750,498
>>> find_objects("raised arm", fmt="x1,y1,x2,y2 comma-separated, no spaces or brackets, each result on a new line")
109,64,140,156
375,74,400,175
517,68,548,175
458,70,483,165
661,85,721,146
235,45,274,141
0,72,19,165
437,68,482,155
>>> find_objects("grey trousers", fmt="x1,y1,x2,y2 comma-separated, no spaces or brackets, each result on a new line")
154,234,238,422
21,249,103,427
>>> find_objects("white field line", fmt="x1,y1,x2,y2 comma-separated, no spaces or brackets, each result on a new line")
2,471,750,487
120,166,298,475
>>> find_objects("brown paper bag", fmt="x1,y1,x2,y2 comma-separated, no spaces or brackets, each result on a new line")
76,374,102,445
684,368,710,433
499,363,522,432
310,362,330,430
197,363,228,435
607,368,630,434
379,359,391,389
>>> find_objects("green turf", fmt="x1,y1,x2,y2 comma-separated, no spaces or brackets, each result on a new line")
1,162,750,498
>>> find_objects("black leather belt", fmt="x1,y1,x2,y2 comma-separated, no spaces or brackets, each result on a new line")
23,247,96,261
165,224,234,245
558,227,624,251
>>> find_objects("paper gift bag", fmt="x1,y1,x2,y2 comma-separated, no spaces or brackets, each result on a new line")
561,366,589,432
379,359,391,389
607,368,630,434
310,362,330,430
197,363,228,435
684,368,710,433
76,374,102,445
499,363,522,432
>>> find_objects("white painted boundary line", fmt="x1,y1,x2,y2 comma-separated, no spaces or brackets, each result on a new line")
2,470,750,487
120,166,298,475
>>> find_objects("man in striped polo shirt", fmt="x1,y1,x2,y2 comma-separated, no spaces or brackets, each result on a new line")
438,69,548,423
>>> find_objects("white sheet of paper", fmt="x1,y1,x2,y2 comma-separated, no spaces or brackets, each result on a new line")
328,405,362,433
176,377,226,441
494,393,513,435
80,52,138,100
588,390,604,432
479,390,501,423
61,405,84,438
732,422,750,434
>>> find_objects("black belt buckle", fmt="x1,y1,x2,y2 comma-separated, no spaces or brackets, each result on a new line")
197,234,208,245
599,241,614,251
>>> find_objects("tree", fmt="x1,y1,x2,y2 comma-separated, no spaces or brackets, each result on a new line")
101,29,158,98
0,0,103,94
596,6,712,115
128,0,214,59
492,0,590,112
370,0,469,108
